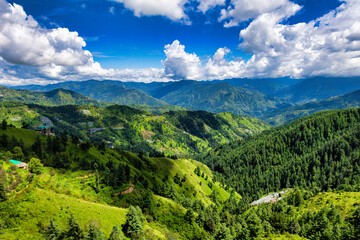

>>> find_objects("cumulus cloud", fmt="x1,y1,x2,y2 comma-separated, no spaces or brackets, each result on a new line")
219,0,301,27
197,0,226,13
238,0,360,78
162,40,245,80
0,0,90,66
163,40,203,79
112,0,187,21
2,0,360,85
0,0,170,85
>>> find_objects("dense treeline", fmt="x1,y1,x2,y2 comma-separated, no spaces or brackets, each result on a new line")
0,102,269,156
201,108,360,201
2,108,360,239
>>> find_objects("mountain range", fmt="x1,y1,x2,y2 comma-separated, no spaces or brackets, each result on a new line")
10,76,360,124
13,80,292,118
0,86,103,106
262,89,360,125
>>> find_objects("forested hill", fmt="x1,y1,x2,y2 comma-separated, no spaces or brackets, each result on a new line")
201,108,360,201
12,80,168,107
0,124,237,239
0,102,270,156
156,81,292,117
0,86,104,107
263,89,360,126
14,80,293,117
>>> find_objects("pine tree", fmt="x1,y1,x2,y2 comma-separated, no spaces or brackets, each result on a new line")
108,225,123,240
67,215,84,240
44,219,61,240
0,181,7,202
1,119,7,130
214,223,233,240
184,209,195,224
122,206,145,238
88,223,105,240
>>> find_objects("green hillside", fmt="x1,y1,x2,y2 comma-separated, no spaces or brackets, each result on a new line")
201,108,360,201
15,80,293,118
12,80,168,107
0,126,237,239
0,102,270,156
128,104,190,115
276,77,360,104
157,81,292,117
2,109,360,240
0,86,104,107
263,89,360,125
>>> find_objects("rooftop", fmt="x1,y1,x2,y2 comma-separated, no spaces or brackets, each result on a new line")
9,159,23,165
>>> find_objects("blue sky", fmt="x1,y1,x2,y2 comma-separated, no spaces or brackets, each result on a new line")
1,0,360,85
9,0,340,69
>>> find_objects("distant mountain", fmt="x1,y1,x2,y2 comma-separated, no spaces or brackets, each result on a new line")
276,77,360,104
212,77,301,96
15,80,292,117
0,86,102,106
14,80,167,107
153,81,292,117
262,89,360,125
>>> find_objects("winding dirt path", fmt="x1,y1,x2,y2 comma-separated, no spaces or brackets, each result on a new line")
115,183,134,196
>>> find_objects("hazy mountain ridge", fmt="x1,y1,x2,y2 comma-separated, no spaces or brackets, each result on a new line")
262,89,360,125
13,80,168,107
14,80,292,118
0,86,103,106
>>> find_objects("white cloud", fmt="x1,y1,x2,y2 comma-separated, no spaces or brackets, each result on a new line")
0,0,90,66
2,0,360,86
197,0,225,13
0,0,170,85
237,0,360,78
162,40,246,80
219,0,301,27
112,0,187,21
205,48,246,79
109,6,115,14
163,40,203,79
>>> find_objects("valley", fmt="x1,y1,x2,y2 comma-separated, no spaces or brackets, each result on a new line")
2,77,360,240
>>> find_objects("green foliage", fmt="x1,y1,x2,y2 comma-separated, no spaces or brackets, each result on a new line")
214,223,233,240
122,206,145,238
88,222,105,240
66,215,85,240
0,102,269,156
0,181,7,202
108,225,123,240
28,157,44,175
0,86,104,107
202,108,360,200
44,219,61,240
263,89,360,126
1,120,7,130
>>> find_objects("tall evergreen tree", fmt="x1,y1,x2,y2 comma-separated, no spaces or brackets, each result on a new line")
44,219,61,240
108,225,123,240
66,215,84,240
122,206,145,239
0,181,7,202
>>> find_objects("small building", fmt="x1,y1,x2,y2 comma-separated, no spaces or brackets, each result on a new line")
9,159,28,170
35,125,55,136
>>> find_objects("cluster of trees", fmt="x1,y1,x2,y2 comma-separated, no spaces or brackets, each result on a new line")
43,205,146,240
202,109,360,201
44,216,124,240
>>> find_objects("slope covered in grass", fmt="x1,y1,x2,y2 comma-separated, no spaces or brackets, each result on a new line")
0,102,270,156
